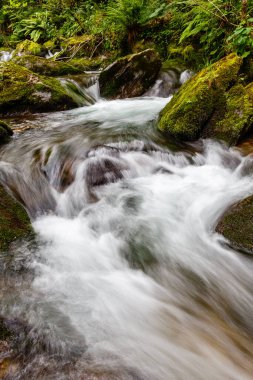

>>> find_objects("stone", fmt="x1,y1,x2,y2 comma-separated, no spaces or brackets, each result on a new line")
99,49,162,99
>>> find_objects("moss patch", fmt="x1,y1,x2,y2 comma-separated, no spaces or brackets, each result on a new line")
204,83,253,145
13,40,44,57
216,195,253,254
158,53,242,141
0,185,32,251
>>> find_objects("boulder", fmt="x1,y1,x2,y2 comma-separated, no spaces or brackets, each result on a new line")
0,184,32,251
0,120,13,144
0,62,78,115
12,55,102,77
99,49,162,99
216,195,253,254
158,54,253,145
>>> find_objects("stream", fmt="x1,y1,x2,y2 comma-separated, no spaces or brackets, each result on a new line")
1,73,253,379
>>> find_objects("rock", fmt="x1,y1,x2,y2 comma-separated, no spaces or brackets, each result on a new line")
0,62,78,115
216,195,253,254
204,83,253,145
0,184,32,251
158,54,244,143
13,55,102,76
99,49,162,99
0,120,13,144
13,39,45,57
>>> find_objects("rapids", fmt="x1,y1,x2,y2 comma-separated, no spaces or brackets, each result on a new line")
1,81,253,379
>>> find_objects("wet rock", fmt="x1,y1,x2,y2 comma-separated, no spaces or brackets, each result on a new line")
0,184,32,251
158,54,249,145
0,120,13,145
13,55,103,77
216,195,253,254
0,62,78,115
99,49,162,99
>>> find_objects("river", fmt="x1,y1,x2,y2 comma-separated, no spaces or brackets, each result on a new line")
1,75,253,379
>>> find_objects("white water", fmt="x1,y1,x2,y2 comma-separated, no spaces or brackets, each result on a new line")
0,50,13,62
2,96,253,379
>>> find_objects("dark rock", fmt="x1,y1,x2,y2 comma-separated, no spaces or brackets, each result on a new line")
0,184,32,251
99,49,162,99
0,120,13,144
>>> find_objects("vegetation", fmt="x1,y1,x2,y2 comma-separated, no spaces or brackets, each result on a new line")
0,0,252,69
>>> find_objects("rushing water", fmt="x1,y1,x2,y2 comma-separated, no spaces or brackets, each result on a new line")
1,80,253,379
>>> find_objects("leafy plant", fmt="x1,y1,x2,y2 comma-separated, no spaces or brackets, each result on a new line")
106,0,168,52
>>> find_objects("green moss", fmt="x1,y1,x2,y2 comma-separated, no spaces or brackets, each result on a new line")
216,195,253,254
43,39,57,51
158,53,243,141
0,62,77,115
205,83,253,145
0,185,32,251
13,40,43,57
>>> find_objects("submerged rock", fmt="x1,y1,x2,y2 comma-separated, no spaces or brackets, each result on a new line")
0,184,32,251
99,49,162,99
0,120,13,144
216,195,253,254
158,53,253,145
13,55,102,77
0,62,78,115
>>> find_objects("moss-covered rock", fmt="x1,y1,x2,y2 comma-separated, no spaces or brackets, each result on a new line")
216,195,253,254
0,184,32,251
0,62,78,115
12,55,102,76
204,83,253,145
13,40,45,57
0,120,13,144
158,53,242,141
99,49,162,99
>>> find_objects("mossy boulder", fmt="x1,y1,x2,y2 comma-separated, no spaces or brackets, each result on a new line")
13,40,45,57
203,83,253,145
0,62,78,115
0,120,13,144
99,49,162,99
12,55,102,76
159,53,253,145
0,184,32,251
216,195,253,254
